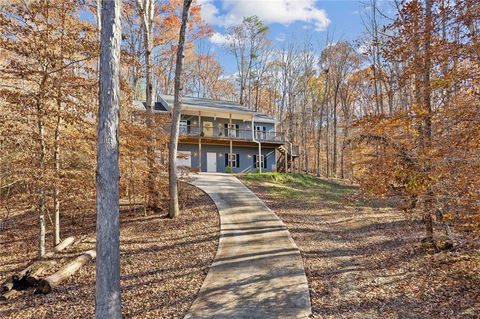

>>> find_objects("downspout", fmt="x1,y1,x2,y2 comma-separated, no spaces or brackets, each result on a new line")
252,115,262,173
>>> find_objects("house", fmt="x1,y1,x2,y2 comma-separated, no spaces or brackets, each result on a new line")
141,95,298,173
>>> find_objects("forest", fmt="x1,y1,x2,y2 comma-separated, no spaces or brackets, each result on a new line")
0,0,479,318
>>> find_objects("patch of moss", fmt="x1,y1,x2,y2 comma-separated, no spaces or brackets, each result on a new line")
239,173,357,205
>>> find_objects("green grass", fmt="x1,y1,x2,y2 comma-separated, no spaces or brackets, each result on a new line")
239,172,357,204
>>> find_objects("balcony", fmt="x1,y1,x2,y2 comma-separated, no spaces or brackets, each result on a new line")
179,125,285,144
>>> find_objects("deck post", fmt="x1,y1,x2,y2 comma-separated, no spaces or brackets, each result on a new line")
198,111,202,172
258,142,262,173
251,116,254,140
290,142,293,173
229,113,233,168
284,144,287,173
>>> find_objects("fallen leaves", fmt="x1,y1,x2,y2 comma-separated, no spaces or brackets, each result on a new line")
0,184,219,318
241,175,480,319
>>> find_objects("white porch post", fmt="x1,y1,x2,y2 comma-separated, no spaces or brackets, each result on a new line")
229,113,233,167
251,116,254,140
258,142,262,173
198,111,202,172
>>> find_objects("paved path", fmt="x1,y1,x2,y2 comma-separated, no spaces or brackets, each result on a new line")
185,173,312,319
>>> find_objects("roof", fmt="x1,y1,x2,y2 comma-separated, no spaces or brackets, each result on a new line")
132,100,169,112
133,95,276,123
159,95,276,123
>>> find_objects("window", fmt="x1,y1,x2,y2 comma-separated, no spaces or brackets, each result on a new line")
224,153,240,168
253,154,267,169
224,123,239,137
180,120,190,134
255,125,267,140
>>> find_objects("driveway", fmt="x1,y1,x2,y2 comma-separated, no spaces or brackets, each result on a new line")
185,173,311,319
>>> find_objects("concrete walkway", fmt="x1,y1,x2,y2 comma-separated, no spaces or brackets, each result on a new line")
185,173,311,319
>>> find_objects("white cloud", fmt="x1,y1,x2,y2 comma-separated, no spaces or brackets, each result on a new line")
209,32,233,45
198,0,331,32
276,33,286,42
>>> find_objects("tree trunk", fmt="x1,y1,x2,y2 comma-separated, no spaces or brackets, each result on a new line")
37,110,46,258
332,85,339,178
53,98,61,245
168,0,193,219
144,2,157,210
136,0,157,210
36,250,96,295
96,0,122,317
422,0,434,243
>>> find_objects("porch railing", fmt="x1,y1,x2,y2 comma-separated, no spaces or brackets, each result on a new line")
179,125,285,143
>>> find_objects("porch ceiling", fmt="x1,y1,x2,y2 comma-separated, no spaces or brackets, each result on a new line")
181,107,255,121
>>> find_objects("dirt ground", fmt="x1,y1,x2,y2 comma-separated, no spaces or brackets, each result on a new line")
0,184,219,319
240,173,480,319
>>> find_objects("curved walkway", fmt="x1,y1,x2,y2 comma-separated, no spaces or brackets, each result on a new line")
185,173,311,319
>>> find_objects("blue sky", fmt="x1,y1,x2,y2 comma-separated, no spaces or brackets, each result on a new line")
197,0,395,75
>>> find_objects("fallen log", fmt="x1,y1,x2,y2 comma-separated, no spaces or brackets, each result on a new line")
0,290,17,302
1,236,75,293
44,236,76,258
35,250,96,294
26,260,57,287
72,234,88,247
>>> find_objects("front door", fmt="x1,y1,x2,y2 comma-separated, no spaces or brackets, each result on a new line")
203,121,213,137
206,152,217,172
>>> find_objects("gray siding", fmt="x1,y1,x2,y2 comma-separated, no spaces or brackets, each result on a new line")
181,115,275,135
178,143,276,173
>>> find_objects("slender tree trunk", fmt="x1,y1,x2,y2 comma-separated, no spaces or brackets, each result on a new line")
96,0,122,317
53,98,61,245
169,0,193,219
325,101,330,178
422,0,434,242
332,85,339,177
136,0,157,209
37,110,46,258
144,15,156,210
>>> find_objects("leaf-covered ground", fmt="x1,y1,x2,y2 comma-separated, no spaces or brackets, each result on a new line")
240,173,480,319
0,184,219,318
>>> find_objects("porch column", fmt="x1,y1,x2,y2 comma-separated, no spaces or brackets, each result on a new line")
258,142,262,173
290,142,293,174
229,113,233,167
198,111,202,172
251,116,254,140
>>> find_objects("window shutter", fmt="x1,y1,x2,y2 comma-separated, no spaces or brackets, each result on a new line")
253,155,257,168
236,154,240,168
225,153,228,167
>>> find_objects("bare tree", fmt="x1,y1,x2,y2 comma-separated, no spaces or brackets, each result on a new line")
168,0,193,219
226,16,269,107
136,0,157,209
96,0,122,317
